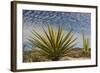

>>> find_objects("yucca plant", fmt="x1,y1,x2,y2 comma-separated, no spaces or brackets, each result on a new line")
82,33,90,57
28,25,77,61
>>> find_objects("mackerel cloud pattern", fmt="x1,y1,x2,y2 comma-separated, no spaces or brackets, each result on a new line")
22,10,91,50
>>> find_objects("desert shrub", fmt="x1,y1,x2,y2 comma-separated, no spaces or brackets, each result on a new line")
82,33,90,58
28,25,77,61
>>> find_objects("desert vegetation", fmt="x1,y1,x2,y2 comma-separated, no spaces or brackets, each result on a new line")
23,25,91,62
81,33,91,57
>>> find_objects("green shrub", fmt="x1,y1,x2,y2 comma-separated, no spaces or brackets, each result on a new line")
28,25,77,61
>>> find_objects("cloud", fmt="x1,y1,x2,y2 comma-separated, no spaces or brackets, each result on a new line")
23,10,91,49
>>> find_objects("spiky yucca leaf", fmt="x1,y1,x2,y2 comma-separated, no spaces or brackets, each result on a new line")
82,33,90,57
28,25,77,61
82,34,89,52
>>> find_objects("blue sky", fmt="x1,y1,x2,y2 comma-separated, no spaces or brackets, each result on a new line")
22,10,91,50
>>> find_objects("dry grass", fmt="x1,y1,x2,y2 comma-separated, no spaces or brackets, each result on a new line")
23,48,91,62
65,48,91,58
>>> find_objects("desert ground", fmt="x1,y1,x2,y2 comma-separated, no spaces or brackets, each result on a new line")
23,48,91,62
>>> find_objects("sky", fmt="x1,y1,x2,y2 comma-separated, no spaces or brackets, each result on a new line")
22,10,91,51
